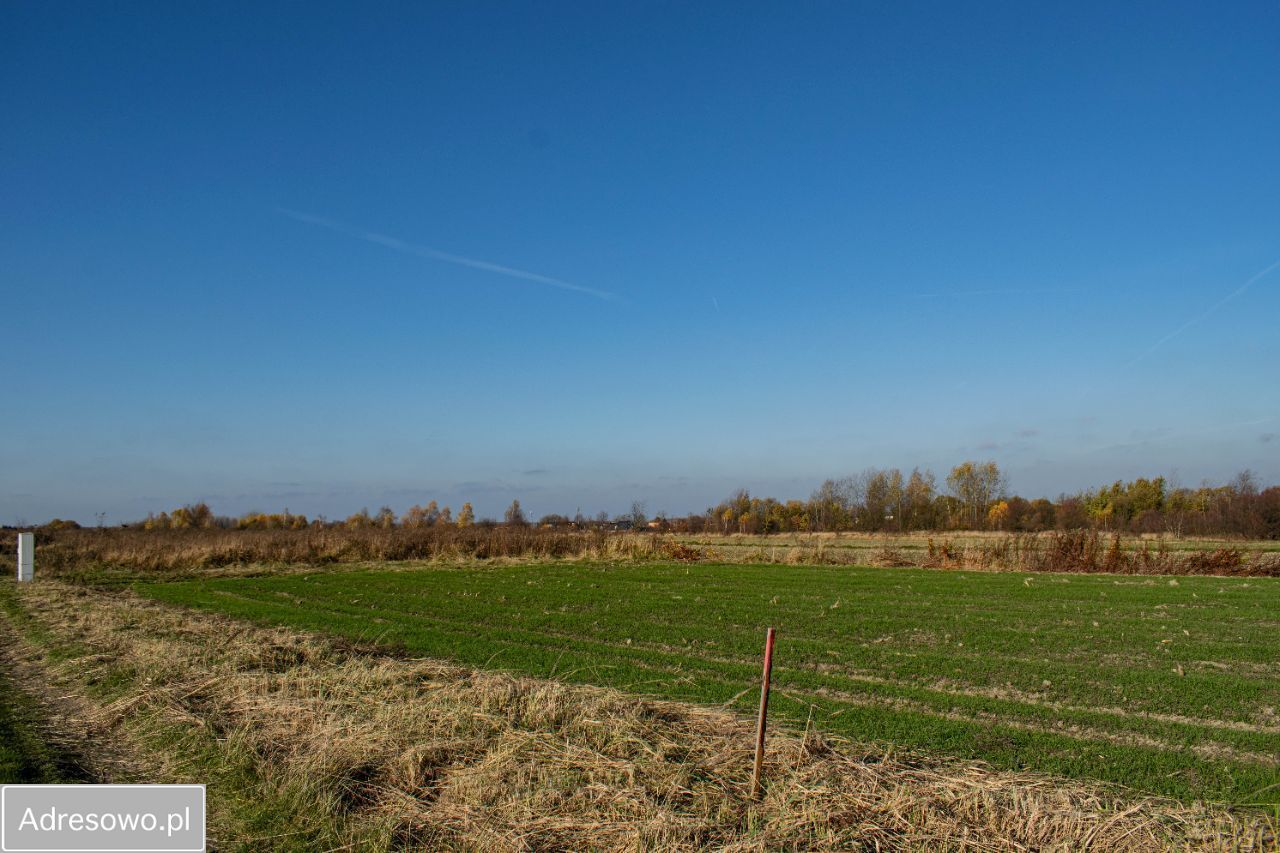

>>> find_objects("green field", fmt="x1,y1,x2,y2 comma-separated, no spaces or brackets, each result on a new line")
139,562,1280,805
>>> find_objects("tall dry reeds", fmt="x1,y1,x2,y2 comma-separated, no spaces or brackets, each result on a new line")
3,526,1277,578
0,526,685,577
933,531,1276,576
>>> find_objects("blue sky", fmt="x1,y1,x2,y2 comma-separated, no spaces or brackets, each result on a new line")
2,2,1278,524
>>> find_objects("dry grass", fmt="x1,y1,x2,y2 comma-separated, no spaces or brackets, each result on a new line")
6,581,1275,851
5,527,1279,580
930,531,1276,576
1,527,678,579
682,531,1280,577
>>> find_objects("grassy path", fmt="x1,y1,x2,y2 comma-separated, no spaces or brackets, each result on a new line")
0,630,91,783
0,670,68,782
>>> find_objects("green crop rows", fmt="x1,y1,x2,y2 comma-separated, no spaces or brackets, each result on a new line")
138,562,1280,805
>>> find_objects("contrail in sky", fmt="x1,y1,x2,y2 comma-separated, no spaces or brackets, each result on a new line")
1125,257,1280,367
910,287,1084,298
277,207,618,301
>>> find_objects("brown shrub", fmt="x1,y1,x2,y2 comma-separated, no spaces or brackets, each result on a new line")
922,537,961,568
1180,548,1245,575
662,542,706,563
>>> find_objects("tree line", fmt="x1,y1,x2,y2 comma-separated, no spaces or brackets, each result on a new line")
28,462,1280,539
123,498,624,532
692,463,1279,538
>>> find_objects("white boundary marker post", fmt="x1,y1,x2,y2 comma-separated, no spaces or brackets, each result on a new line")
17,532,33,582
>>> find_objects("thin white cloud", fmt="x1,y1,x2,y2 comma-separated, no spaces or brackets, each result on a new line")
1125,257,1280,367
910,287,1084,298
278,208,618,301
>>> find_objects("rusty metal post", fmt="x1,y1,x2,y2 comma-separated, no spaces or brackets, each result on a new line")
750,626,776,800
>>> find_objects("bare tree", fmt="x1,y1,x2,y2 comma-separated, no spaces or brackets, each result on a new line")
504,499,528,527
904,468,936,530
947,461,1006,528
